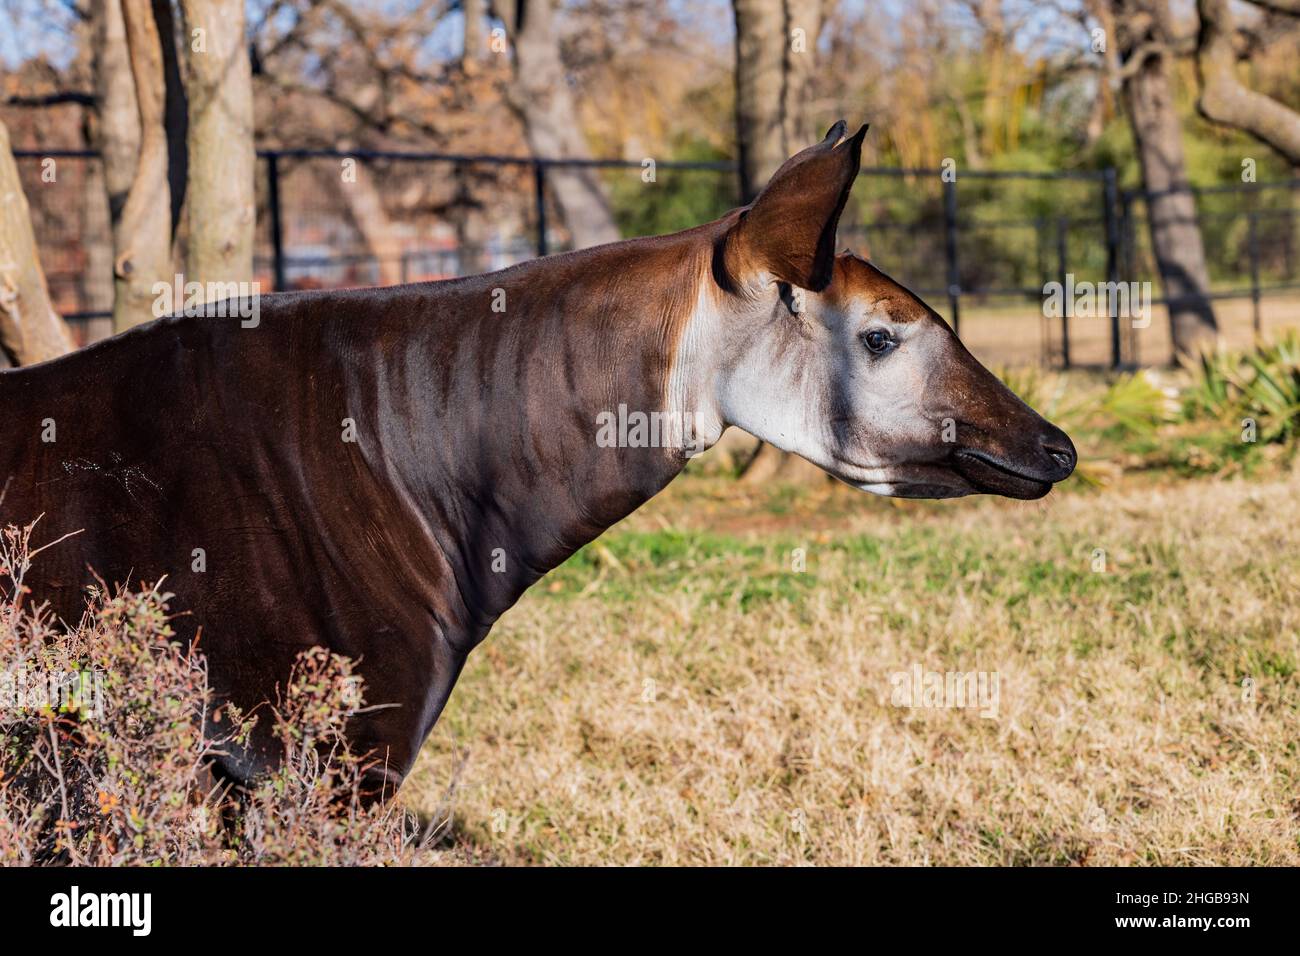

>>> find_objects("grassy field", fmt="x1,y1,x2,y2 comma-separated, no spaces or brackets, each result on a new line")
406,442,1300,865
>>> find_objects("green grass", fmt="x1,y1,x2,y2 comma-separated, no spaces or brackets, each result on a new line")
549,521,1182,626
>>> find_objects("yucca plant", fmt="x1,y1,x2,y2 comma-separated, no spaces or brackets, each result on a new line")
1182,348,1241,421
1239,334,1300,444
1180,332,1300,447
1099,371,1171,436
994,364,1047,413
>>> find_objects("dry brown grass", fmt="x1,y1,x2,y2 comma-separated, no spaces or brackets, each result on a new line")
407,470,1300,865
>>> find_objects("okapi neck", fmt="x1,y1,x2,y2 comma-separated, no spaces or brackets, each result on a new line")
329,234,715,643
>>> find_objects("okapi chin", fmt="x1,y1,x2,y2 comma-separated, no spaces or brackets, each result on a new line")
0,121,1074,797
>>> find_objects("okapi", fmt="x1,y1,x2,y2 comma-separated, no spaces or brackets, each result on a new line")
0,122,1074,797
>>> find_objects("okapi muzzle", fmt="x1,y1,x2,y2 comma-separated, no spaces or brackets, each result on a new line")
0,120,1074,799
938,335,1077,500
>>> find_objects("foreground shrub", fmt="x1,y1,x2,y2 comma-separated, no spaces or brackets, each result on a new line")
0,520,416,865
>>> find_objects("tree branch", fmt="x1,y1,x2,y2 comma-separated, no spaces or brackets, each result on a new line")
1241,0,1300,15
1196,0,1300,165
4,92,97,108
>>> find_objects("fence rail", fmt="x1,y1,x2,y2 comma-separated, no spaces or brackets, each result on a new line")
13,147,1299,369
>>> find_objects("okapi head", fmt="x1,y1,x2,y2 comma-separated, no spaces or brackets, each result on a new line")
690,121,1076,499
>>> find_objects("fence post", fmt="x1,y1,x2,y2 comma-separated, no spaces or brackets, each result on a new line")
533,160,548,257
1247,211,1261,339
1102,167,1122,369
266,152,286,292
942,177,960,337
1036,216,1049,366
1056,217,1070,370
1119,189,1134,280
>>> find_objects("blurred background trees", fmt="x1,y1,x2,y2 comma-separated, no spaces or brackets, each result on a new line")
0,0,1298,364
0,117,73,364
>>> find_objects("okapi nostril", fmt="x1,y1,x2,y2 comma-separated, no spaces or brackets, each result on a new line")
1040,434,1076,473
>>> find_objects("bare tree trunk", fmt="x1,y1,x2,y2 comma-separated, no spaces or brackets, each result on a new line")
96,0,141,222
153,0,189,235
499,0,620,249
457,1,490,273
114,0,174,332
73,3,115,344
94,0,142,337
180,0,255,288
733,0,826,202
332,161,404,287
1196,0,1300,166
0,119,75,365
463,0,487,65
733,0,828,483
1115,0,1218,361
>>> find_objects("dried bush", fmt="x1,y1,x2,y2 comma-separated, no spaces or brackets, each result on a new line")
0,519,417,865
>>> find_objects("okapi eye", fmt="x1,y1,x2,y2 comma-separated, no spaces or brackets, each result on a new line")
861,328,893,354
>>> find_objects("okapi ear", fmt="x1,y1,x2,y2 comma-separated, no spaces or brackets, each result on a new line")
723,120,868,293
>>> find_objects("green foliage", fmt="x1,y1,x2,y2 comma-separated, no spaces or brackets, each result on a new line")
1183,349,1240,420
995,364,1052,416
1098,372,1173,437
1184,332,1300,444
607,136,737,239
1239,337,1300,444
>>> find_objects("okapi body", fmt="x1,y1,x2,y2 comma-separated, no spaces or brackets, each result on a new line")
0,123,1074,795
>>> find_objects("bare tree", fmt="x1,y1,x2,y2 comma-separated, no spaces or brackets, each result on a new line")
331,158,406,287
154,0,190,234
496,0,620,248
733,0,828,203
463,0,488,64
80,0,142,341
456,0,491,274
181,0,255,288
1196,0,1300,166
0,119,75,366
94,0,141,224
1103,0,1219,360
64,3,113,343
114,0,175,331
733,0,828,482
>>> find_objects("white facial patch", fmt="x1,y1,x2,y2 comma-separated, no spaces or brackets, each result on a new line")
663,284,728,459
697,287,970,495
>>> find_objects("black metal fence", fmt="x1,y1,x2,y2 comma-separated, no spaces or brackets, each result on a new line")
13,147,1300,368
840,166,1125,365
